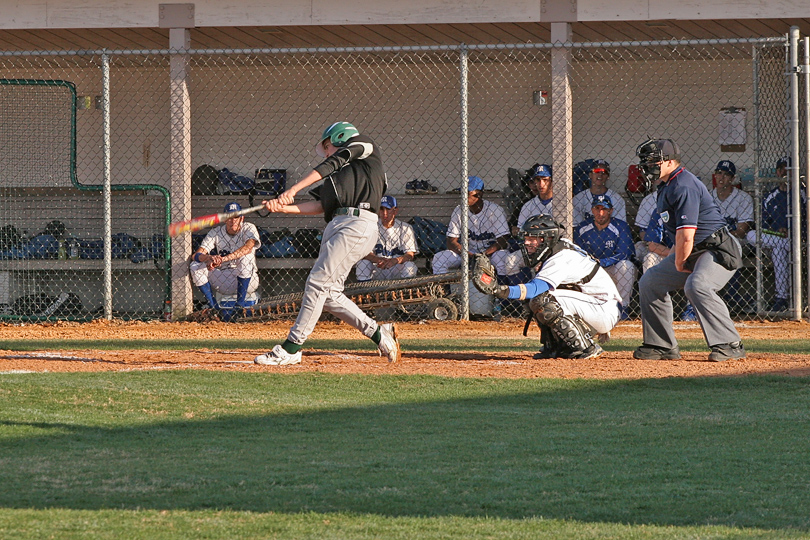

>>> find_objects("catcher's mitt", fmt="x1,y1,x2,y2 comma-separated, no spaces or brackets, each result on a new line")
472,254,509,299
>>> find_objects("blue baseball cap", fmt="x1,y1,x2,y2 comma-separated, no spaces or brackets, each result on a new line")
529,163,553,178
776,156,790,169
591,194,613,209
715,160,736,175
224,202,242,213
468,175,485,192
380,195,397,209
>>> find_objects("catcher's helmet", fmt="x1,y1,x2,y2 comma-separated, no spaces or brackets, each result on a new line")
520,214,563,268
636,138,680,192
316,122,360,157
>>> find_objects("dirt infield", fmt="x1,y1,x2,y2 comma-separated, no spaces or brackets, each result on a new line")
1,318,809,379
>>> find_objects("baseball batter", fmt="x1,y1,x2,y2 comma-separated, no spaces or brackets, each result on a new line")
634,139,744,362
254,122,399,366
189,202,261,321
472,214,621,359
356,195,419,282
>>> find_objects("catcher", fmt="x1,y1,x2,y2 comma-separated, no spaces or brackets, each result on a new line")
472,214,622,359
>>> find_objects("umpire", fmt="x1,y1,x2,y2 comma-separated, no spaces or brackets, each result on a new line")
633,139,745,361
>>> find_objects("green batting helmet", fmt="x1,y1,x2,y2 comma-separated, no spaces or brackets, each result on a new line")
316,122,359,157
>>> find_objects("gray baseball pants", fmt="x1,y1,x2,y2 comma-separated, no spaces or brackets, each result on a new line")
287,210,379,345
639,250,740,349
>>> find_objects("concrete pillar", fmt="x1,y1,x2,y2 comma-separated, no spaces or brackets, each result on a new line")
163,4,195,318
550,22,574,235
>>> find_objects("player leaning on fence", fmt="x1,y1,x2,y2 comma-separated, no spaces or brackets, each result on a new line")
633,139,745,362
253,122,400,366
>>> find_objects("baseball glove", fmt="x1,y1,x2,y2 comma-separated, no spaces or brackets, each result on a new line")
472,254,509,299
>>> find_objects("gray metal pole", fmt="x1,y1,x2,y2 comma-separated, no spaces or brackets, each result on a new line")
789,27,802,320
459,44,470,321
752,44,764,314
805,37,810,318
102,52,112,320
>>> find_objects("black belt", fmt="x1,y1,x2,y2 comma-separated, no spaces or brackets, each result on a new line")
334,207,362,217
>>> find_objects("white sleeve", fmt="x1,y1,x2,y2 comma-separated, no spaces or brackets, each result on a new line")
243,222,261,249
446,206,462,238
199,228,219,253
634,193,655,228
401,222,419,254
737,191,754,223
517,200,532,229
572,192,587,225
491,204,511,238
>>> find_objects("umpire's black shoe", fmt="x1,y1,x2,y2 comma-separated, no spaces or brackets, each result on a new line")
633,344,681,360
708,341,746,362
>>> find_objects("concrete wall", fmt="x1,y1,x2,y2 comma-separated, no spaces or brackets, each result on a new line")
0,0,807,28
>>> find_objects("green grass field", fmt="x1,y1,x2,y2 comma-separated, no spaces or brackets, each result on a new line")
2,343,810,540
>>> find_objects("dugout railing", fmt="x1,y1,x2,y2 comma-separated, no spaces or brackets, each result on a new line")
0,33,808,322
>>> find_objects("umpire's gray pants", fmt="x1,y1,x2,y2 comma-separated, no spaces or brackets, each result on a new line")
639,250,740,349
287,210,379,345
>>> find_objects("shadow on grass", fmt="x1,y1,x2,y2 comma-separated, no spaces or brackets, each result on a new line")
0,373,809,531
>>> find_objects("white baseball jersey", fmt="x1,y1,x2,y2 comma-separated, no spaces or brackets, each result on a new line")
634,192,658,229
535,240,622,305
447,200,510,254
518,196,553,228
711,187,754,224
199,221,261,271
374,219,419,258
572,188,627,225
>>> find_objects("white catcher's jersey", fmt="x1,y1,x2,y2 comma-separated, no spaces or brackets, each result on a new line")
446,200,510,254
572,188,627,225
634,192,658,229
199,222,261,271
535,240,622,305
374,219,419,257
518,196,553,228
711,187,754,223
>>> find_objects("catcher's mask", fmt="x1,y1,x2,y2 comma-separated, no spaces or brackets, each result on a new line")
520,214,563,269
636,138,681,192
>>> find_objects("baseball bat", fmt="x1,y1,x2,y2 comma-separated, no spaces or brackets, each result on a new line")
168,204,266,237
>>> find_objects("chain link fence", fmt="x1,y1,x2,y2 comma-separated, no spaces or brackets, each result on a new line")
0,36,801,322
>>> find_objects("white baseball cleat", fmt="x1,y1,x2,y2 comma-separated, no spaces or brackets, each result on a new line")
254,344,302,366
377,322,400,363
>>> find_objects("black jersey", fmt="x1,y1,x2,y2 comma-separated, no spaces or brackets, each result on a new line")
312,134,387,222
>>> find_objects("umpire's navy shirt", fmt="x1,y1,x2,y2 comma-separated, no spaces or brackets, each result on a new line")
657,166,727,245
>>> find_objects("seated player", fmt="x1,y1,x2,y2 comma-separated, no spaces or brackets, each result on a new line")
356,195,419,281
571,159,627,225
432,175,510,275
574,194,637,319
189,202,261,321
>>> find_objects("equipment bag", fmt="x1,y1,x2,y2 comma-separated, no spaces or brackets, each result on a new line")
192,164,220,195
409,216,448,257
292,228,322,258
